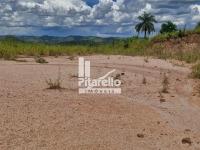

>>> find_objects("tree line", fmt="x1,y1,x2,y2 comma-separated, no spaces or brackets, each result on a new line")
135,12,200,38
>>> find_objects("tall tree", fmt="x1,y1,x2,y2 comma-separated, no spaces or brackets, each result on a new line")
135,12,157,38
160,21,177,34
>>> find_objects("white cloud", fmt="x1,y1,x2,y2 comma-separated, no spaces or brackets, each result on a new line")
138,3,153,15
0,0,199,36
190,4,200,14
190,4,200,22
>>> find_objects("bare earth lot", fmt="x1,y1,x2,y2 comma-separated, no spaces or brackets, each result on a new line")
0,55,200,150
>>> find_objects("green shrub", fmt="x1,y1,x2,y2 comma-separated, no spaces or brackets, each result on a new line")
151,32,179,42
194,27,200,34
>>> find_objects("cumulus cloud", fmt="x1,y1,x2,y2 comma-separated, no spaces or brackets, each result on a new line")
190,4,200,22
0,0,199,36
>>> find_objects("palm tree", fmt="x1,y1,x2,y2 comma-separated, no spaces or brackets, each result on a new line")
135,12,157,38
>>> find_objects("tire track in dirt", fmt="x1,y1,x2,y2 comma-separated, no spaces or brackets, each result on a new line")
110,61,200,133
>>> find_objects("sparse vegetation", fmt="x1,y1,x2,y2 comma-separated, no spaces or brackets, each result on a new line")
35,57,48,64
178,25,187,38
46,78,62,89
144,57,149,63
195,22,200,29
114,73,121,80
192,63,200,79
1,23,200,65
67,55,76,61
46,68,63,90
0,37,150,59
161,73,169,93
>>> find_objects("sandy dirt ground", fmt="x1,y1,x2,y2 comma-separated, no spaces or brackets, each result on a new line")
0,55,200,150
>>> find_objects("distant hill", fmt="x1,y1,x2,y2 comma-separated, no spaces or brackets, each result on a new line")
0,35,123,44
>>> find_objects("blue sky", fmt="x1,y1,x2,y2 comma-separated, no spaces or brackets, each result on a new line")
0,0,200,37
85,0,99,6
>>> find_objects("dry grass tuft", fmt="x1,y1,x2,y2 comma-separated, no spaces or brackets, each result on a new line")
46,79,62,90
114,73,121,80
46,67,63,90
144,57,149,63
192,63,200,79
162,73,169,93
67,56,75,61
35,57,48,64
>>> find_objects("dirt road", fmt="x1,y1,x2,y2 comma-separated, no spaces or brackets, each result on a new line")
0,55,200,149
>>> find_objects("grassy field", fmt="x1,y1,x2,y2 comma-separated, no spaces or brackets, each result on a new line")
0,37,150,59
1,28,200,61
1,36,200,62
1,28,200,78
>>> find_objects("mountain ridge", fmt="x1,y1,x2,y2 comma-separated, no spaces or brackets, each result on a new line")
0,35,124,44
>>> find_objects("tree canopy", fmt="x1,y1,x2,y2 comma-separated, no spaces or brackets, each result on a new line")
195,22,200,29
160,21,177,34
135,12,157,38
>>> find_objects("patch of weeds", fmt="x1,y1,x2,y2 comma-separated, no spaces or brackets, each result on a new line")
46,67,63,90
161,73,169,93
144,57,149,63
114,73,121,80
123,42,129,49
46,79,62,90
67,55,75,61
35,57,48,64
192,63,200,79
